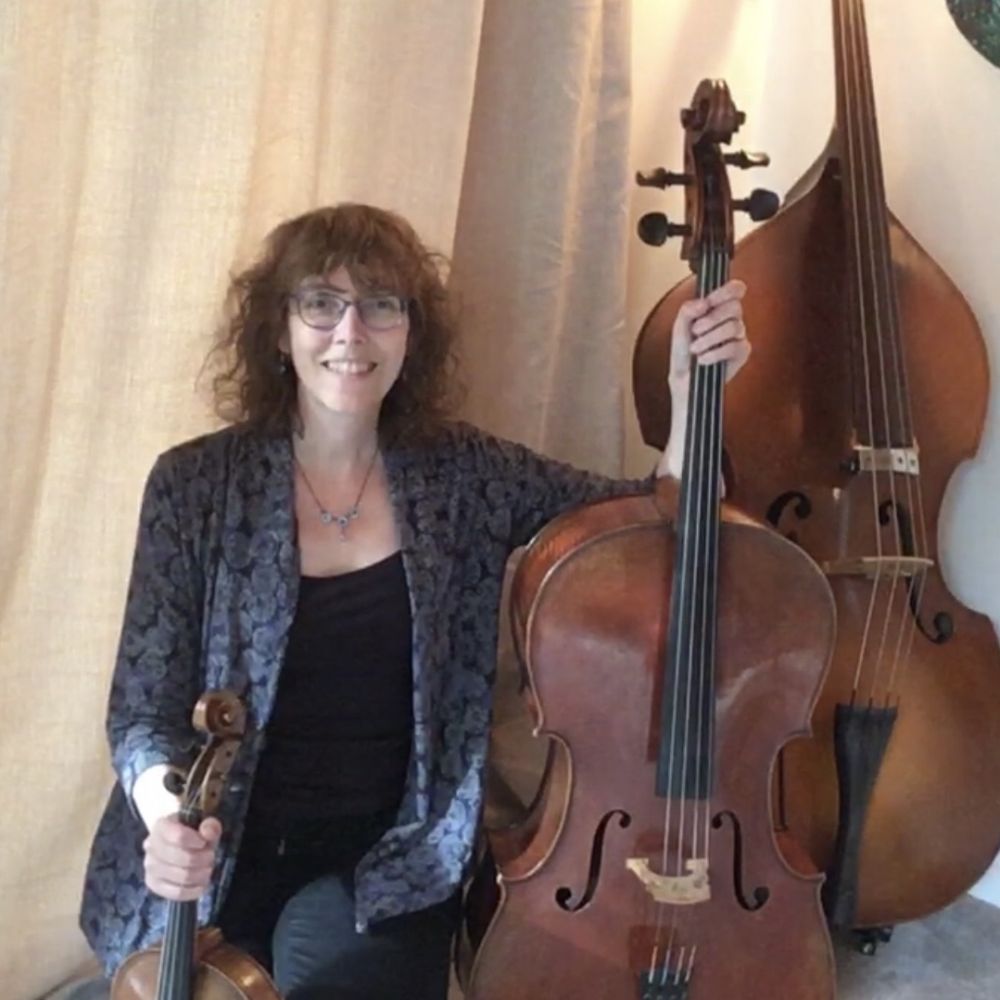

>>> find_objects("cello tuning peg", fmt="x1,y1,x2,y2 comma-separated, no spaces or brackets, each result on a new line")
637,212,692,246
733,188,781,222
724,150,771,170
635,167,692,189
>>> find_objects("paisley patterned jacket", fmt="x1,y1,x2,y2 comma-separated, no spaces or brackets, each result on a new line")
79,420,652,974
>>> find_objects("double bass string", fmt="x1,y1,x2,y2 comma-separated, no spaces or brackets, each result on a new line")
846,0,927,706
850,0,933,698
848,0,911,706
839,0,900,707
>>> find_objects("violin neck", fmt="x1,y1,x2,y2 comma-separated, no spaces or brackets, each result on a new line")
157,899,197,1000
655,248,729,800
156,804,201,1000
832,0,913,447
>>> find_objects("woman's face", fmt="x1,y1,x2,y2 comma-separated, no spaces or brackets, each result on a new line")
283,265,409,424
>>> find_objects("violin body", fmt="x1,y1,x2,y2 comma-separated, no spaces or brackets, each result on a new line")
633,153,1000,927
465,481,836,998
112,929,278,1000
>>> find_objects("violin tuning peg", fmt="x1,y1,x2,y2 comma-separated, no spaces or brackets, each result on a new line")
733,188,781,222
163,770,185,795
635,167,692,189
724,150,770,170
637,212,692,246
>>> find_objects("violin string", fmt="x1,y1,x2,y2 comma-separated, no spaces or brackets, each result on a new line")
840,0,890,704
848,0,909,708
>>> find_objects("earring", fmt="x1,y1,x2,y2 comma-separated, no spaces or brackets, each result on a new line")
277,353,290,375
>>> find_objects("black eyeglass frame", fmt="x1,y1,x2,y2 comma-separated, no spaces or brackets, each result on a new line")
287,288,411,332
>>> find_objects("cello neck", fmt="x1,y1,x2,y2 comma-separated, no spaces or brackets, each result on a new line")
656,243,729,800
832,0,914,448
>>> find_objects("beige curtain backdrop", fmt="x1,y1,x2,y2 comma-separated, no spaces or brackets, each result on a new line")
0,2,633,997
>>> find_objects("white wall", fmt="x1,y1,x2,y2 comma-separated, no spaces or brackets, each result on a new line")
625,0,1000,905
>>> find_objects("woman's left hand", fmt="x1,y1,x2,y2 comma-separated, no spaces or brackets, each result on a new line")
669,278,749,389
657,279,750,482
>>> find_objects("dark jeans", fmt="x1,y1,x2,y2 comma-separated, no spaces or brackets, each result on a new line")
216,813,459,1000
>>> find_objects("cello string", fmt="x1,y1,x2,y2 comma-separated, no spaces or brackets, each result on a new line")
702,246,727,868
669,254,707,877
680,242,715,872
671,238,721,982
689,246,709,865
693,244,720,866
685,942,699,984
839,0,890,703
654,241,707,978
656,237,715,977
848,0,908,707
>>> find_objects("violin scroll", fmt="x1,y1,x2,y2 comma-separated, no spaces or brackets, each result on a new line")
176,690,246,828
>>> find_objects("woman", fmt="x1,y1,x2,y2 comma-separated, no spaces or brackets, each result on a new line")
79,203,749,998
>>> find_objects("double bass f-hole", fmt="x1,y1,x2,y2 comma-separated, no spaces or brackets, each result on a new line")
765,484,953,645
877,499,954,644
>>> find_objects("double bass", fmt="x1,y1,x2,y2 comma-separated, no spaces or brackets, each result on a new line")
465,81,836,999
111,691,281,1000
633,0,1000,939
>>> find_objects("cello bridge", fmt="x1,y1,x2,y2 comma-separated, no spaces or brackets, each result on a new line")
626,857,710,904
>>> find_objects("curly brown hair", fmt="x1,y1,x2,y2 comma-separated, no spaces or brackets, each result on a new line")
208,203,462,443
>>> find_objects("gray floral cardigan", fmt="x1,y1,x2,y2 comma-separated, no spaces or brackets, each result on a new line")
79,420,651,974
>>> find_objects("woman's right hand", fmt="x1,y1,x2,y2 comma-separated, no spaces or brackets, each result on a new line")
142,814,223,901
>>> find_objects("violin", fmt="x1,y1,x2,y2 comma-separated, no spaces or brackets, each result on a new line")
464,80,836,998
111,691,281,1000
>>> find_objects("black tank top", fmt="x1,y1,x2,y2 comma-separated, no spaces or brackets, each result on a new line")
246,552,413,835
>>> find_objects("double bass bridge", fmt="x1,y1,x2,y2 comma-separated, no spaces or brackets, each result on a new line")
822,555,933,579
852,445,920,476
626,856,710,904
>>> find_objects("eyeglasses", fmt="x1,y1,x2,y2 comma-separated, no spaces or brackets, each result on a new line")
290,287,409,332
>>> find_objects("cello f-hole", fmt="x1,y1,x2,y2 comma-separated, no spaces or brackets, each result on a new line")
554,809,631,912
712,811,770,912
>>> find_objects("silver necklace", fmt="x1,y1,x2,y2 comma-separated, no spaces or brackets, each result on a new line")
294,446,380,541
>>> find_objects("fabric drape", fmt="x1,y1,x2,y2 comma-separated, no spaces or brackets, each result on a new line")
0,2,632,997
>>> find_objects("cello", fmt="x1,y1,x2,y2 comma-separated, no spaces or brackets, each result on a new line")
632,0,1000,939
465,80,836,999
111,691,281,1000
